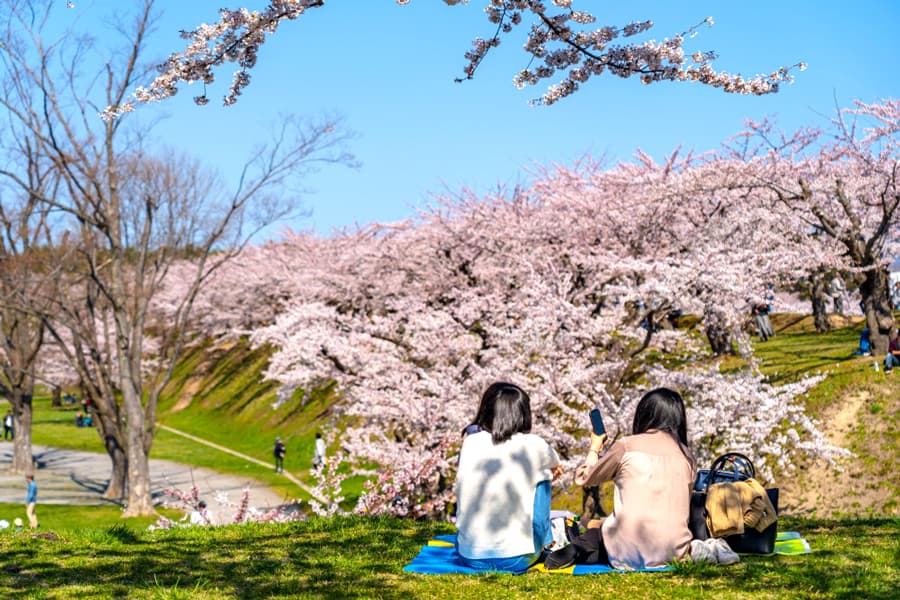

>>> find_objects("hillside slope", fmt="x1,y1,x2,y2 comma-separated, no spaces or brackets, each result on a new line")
160,320,899,518
754,315,898,518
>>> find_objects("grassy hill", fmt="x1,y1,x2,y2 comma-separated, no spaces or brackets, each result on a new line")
753,314,899,518
151,316,899,519
155,337,341,501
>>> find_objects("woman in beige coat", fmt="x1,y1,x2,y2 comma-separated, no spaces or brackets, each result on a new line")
545,388,697,570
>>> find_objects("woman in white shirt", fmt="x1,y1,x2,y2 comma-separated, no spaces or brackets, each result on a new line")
455,382,561,573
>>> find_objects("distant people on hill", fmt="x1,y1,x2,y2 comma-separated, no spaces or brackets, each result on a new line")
884,333,900,372
829,274,846,316
274,437,286,473
892,281,900,309
189,500,215,526
75,412,84,427
856,327,872,356
3,410,12,440
751,301,774,341
25,473,38,529
764,283,776,313
312,432,326,470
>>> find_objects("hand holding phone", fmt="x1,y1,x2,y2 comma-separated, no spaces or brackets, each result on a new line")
589,408,606,436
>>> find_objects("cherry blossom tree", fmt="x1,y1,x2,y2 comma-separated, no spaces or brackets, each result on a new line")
149,98,889,517
725,99,900,351
103,0,804,118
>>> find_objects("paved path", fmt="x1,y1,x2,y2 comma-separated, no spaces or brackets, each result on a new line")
157,424,323,502
0,441,291,521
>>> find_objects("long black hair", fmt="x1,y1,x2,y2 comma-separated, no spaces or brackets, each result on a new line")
632,387,690,448
464,382,533,444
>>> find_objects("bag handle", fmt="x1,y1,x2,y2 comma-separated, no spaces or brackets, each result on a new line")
702,452,756,491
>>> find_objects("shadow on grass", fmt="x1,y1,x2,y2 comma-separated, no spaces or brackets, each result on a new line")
1,517,896,599
0,516,452,599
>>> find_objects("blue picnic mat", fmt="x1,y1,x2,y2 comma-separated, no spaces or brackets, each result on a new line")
403,534,671,575
404,531,811,574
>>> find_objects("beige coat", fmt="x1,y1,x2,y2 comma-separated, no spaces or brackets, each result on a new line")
574,430,694,569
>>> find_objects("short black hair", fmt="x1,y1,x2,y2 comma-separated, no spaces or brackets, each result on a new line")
468,382,532,444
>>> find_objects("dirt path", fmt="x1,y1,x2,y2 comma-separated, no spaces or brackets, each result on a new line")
779,387,899,518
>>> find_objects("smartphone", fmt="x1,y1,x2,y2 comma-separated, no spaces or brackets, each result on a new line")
589,408,606,436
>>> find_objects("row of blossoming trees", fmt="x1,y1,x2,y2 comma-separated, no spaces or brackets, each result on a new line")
150,98,899,516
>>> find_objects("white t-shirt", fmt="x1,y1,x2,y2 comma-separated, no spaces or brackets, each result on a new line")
455,431,559,559
189,508,215,526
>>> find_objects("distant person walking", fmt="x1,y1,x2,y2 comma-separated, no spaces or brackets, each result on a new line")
830,274,846,316
3,410,12,440
312,432,326,470
274,437,286,473
25,473,38,528
751,302,774,341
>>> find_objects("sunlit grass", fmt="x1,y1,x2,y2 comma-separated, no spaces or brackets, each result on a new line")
0,515,895,599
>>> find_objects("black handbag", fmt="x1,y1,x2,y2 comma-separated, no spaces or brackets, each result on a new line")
688,452,779,554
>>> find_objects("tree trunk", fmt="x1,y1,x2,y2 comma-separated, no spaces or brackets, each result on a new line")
859,268,894,354
10,388,34,474
51,386,62,408
809,272,832,333
705,323,736,355
121,383,155,517
703,307,737,355
89,402,128,501
104,440,128,502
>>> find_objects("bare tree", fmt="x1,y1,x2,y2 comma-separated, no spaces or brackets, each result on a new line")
0,0,354,515
0,126,62,474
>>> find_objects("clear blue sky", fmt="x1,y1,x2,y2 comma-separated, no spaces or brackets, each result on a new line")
74,1,900,237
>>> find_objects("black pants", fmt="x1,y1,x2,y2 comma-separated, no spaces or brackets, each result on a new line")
275,457,284,472
571,527,610,565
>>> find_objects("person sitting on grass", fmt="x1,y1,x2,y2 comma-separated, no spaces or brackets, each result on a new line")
544,387,738,570
884,332,900,372
454,382,562,573
189,500,215,526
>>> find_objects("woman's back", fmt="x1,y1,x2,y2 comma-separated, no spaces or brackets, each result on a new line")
577,430,693,568
455,431,558,559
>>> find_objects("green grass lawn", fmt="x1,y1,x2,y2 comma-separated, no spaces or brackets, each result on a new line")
0,504,178,533
0,515,896,599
